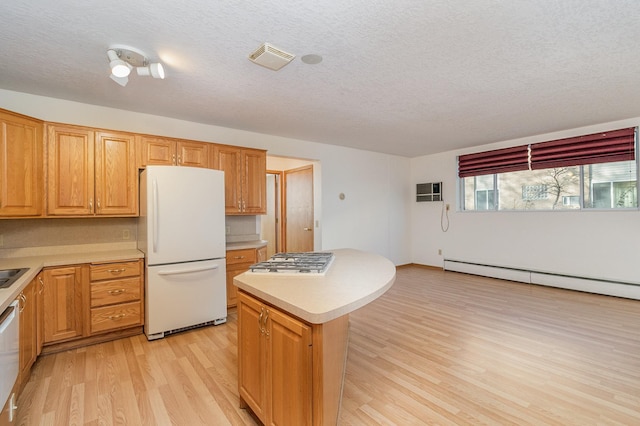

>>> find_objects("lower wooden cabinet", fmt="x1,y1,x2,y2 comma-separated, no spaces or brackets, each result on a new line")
41,259,144,350
89,260,143,334
238,291,313,425
42,265,85,343
226,247,262,308
18,277,38,385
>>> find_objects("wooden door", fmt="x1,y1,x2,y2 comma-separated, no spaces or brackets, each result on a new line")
284,165,314,252
266,306,313,426
178,140,209,168
138,135,176,166
216,146,242,213
43,266,85,343
237,292,268,423
242,149,267,214
0,110,43,217
46,124,94,215
94,131,137,215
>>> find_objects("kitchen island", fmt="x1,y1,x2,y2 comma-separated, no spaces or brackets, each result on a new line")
234,248,396,426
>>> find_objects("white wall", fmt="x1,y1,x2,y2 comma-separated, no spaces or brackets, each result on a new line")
0,89,412,265
411,119,640,283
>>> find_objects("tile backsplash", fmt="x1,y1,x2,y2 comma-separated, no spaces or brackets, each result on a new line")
0,215,261,253
225,215,260,243
0,218,137,250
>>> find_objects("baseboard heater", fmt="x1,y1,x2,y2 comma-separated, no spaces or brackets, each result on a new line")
443,259,640,300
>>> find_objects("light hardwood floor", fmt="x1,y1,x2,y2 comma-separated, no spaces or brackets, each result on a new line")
15,266,640,425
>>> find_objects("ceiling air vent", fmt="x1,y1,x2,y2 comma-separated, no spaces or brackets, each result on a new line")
249,43,295,71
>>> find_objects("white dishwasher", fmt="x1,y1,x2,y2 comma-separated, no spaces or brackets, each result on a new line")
0,300,19,410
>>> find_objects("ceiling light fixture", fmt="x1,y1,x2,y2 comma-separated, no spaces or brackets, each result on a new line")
106,45,165,86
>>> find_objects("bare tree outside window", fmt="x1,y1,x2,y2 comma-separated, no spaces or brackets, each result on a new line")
541,168,579,209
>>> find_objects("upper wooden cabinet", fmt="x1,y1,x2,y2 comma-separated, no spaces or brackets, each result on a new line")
138,135,210,168
46,124,138,216
0,109,43,217
214,145,266,215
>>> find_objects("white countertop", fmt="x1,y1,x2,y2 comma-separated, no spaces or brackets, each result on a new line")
0,244,143,313
226,240,268,251
234,248,396,324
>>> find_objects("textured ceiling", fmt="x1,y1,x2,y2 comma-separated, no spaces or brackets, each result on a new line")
1,1,640,158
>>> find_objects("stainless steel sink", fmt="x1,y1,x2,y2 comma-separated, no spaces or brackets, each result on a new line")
0,268,29,289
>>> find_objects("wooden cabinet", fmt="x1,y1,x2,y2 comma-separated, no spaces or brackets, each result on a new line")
226,248,257,308
42,265,86,343
46,124,137,216
35,273,44,356
138,135,210,168
41,260,144,351
238,291,313,426
17,277,38,388
226,247,267,308
89,260,143,334
214,146,266,214
0,109,43,217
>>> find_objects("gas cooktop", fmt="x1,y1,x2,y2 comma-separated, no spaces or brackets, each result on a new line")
248,252,334,275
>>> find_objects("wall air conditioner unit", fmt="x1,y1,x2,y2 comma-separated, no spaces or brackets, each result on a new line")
416,182,442,202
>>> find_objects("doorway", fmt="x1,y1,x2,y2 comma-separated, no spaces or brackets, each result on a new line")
260,157,316,256
284,165,314,252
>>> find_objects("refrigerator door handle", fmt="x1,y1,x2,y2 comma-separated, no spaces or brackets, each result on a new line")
157,264,220,276
152,179,159,253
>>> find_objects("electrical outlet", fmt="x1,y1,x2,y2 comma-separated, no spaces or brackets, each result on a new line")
0,234,3,247
438,249,442,255
122,229,130,240
226,226,231,235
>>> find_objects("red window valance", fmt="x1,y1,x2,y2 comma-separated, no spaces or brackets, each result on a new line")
458,145,529,178
458,127,636,177
530,127,635,170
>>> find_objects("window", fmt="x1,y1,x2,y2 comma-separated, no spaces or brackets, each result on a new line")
522,184,548,201
476,189,495,210
459,128,638,211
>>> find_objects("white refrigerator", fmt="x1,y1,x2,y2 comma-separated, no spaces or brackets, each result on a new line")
138,166,227,340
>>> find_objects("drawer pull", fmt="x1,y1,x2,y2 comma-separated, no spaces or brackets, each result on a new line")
108,289,126,295
233,256,246,259
107,268,126,275
108,314,126,321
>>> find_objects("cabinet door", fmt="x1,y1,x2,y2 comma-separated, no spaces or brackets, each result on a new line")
225,268,243,308
18,278,38,384
46,125,95,215
0,110,43,217
94,131,137,215
43,266,85,343
242,149,267,214
216,146,242,214
138,135,176,166
267,306,313,425
177,140,209,168
36,273,44,356
238,292,268,423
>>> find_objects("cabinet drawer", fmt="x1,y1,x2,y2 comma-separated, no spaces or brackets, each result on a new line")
90,277,141,307
90,301,142,334
90,261,141,281
226,249,256,265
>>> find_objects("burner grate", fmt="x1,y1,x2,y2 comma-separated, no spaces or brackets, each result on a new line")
249,252,334,274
